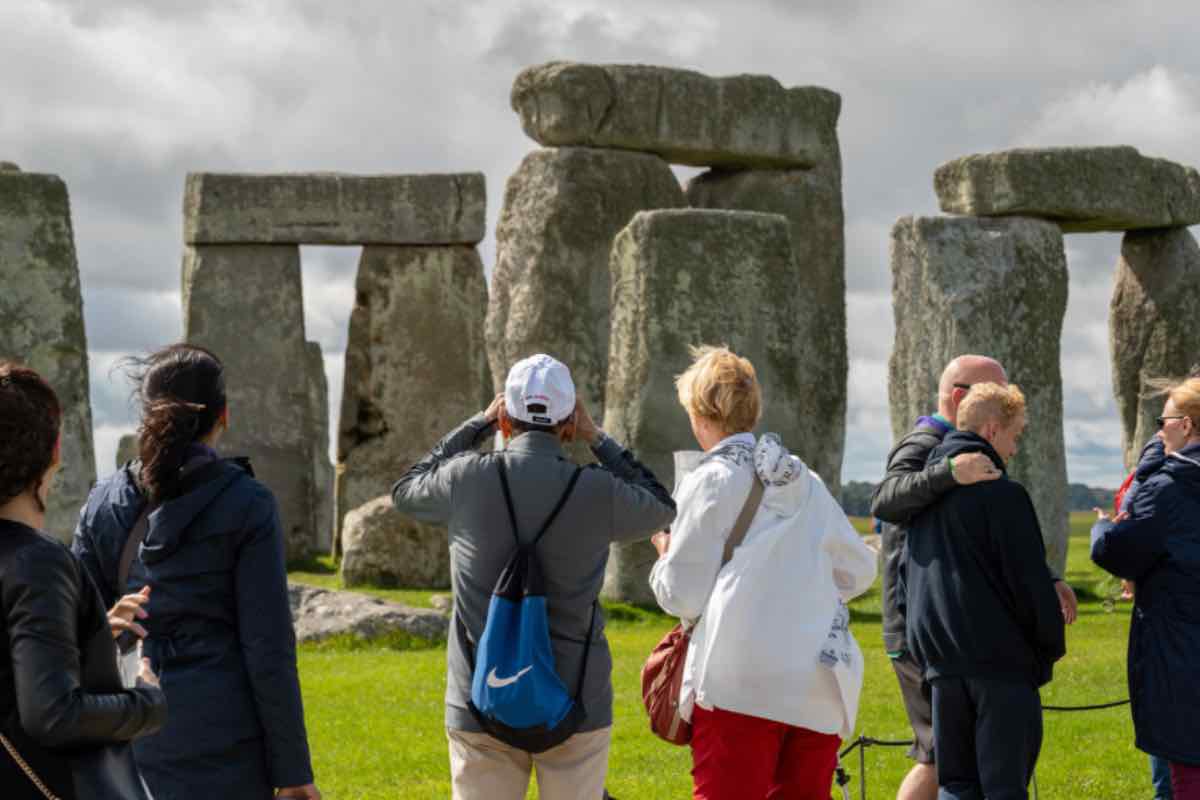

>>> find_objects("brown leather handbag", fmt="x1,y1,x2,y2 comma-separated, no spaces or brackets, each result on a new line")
641,475,764,745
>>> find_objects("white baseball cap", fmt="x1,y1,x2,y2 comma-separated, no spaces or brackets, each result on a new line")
504,354,576,426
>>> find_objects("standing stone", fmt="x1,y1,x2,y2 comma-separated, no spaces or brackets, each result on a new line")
686,147,845,491
116,434,139,469
337,245,489,551
934,146,1200,233
0,170,96,541
486,147,686,431
182,245,316,560
602,209,800,604
184,172,487,245
306,342,335,554
1110,227,1200,469
889,215,1070,574
512,62,840,169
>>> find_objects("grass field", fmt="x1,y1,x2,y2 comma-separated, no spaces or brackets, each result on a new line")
291,513,1145,799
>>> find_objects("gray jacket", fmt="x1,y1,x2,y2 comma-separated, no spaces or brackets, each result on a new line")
392,414,677,732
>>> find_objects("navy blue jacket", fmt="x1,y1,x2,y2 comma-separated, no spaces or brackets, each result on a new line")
72,459,313,798
906,432,1065,687
1092,440,1200,766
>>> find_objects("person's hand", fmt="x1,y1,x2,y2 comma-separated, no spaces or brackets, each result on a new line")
1094,507,1129,523
108,586,150,640
1120,580,1135,601
950,452,1001,485
1054,580,1078,625
651,530,671,557
571,398,600,445
137,657,160,689
276,784,321,799
483,393,505,424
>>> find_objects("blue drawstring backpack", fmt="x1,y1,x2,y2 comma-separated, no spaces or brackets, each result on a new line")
465,458,596,753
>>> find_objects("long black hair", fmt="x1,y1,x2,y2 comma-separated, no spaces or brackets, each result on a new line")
124,344,226,502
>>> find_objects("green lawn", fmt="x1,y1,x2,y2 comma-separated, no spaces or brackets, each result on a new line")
292,513,1144,799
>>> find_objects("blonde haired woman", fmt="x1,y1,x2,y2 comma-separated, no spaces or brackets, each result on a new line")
1093,376,1200,799
649,346,877,800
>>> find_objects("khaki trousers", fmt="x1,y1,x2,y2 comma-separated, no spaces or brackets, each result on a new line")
447,726,611,800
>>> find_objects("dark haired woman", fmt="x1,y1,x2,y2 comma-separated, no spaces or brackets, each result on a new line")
1,361,165,799
72,344,320,800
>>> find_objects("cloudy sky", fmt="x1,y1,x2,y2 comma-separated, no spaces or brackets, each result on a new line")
3,0,1199,488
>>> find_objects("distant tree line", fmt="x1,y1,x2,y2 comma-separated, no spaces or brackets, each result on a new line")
840,480,1116,518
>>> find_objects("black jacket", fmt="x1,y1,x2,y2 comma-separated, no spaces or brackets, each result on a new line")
871,419,956,653
1091,441,1200,764
1,520,165,799
905,432,1066,686
73,458,313,798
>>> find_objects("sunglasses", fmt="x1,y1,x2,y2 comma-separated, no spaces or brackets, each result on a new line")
1157,415,1188,429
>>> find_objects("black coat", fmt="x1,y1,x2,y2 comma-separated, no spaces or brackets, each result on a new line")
1,520,165,799
871,417,956,654
1091,441,1200,766
72,459,313,798
905,432,1066,687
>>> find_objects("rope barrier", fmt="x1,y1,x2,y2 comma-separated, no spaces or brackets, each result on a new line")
834,697,1130,800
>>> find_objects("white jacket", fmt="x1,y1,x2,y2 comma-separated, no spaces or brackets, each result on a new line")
649,433,877,739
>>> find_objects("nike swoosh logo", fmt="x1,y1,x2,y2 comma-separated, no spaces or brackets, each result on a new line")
486,665,533,688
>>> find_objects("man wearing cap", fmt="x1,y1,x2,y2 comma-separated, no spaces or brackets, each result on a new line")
393,354,677,800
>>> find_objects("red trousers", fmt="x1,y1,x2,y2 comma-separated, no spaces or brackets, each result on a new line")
1173,761,1200,800
690,705,840,800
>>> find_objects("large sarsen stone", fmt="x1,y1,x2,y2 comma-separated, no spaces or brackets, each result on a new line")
0,170,96,541
486,147,685,428
184,172,486,245
1110,227,1200,468
934,147,1200,233
337,245,489,545
889,215,1070,575
512,62,840,169
602,209,804,604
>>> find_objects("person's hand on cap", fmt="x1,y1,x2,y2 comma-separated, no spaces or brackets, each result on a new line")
483,393,505,424
572,398,600,445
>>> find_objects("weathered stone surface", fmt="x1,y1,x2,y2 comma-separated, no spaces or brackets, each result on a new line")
889,215,1070,574
486,147,685,436
934,146,1200,233
512,62,840,169
289,582,447,644
0,171,96,541
116,434,138,468
337,245,489,545
340,496,451,589
686,155,845,492
1110,228,1200,469
182,244,317,560
306,342,335,554
602,209,803,603
184,172,486,245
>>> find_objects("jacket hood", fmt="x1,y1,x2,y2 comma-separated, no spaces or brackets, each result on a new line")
1164,442,1200,490
1135,438,1166,481
135,459,251,565
753,433,812,513
928,430,1006,472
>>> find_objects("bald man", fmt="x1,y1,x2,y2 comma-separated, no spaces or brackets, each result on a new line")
871,356,1076,800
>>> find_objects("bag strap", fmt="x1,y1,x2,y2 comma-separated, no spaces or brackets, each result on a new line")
721,474,765,566
0,733,62,800
573,601,599,702
116,506,152,596
495,457,584,547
